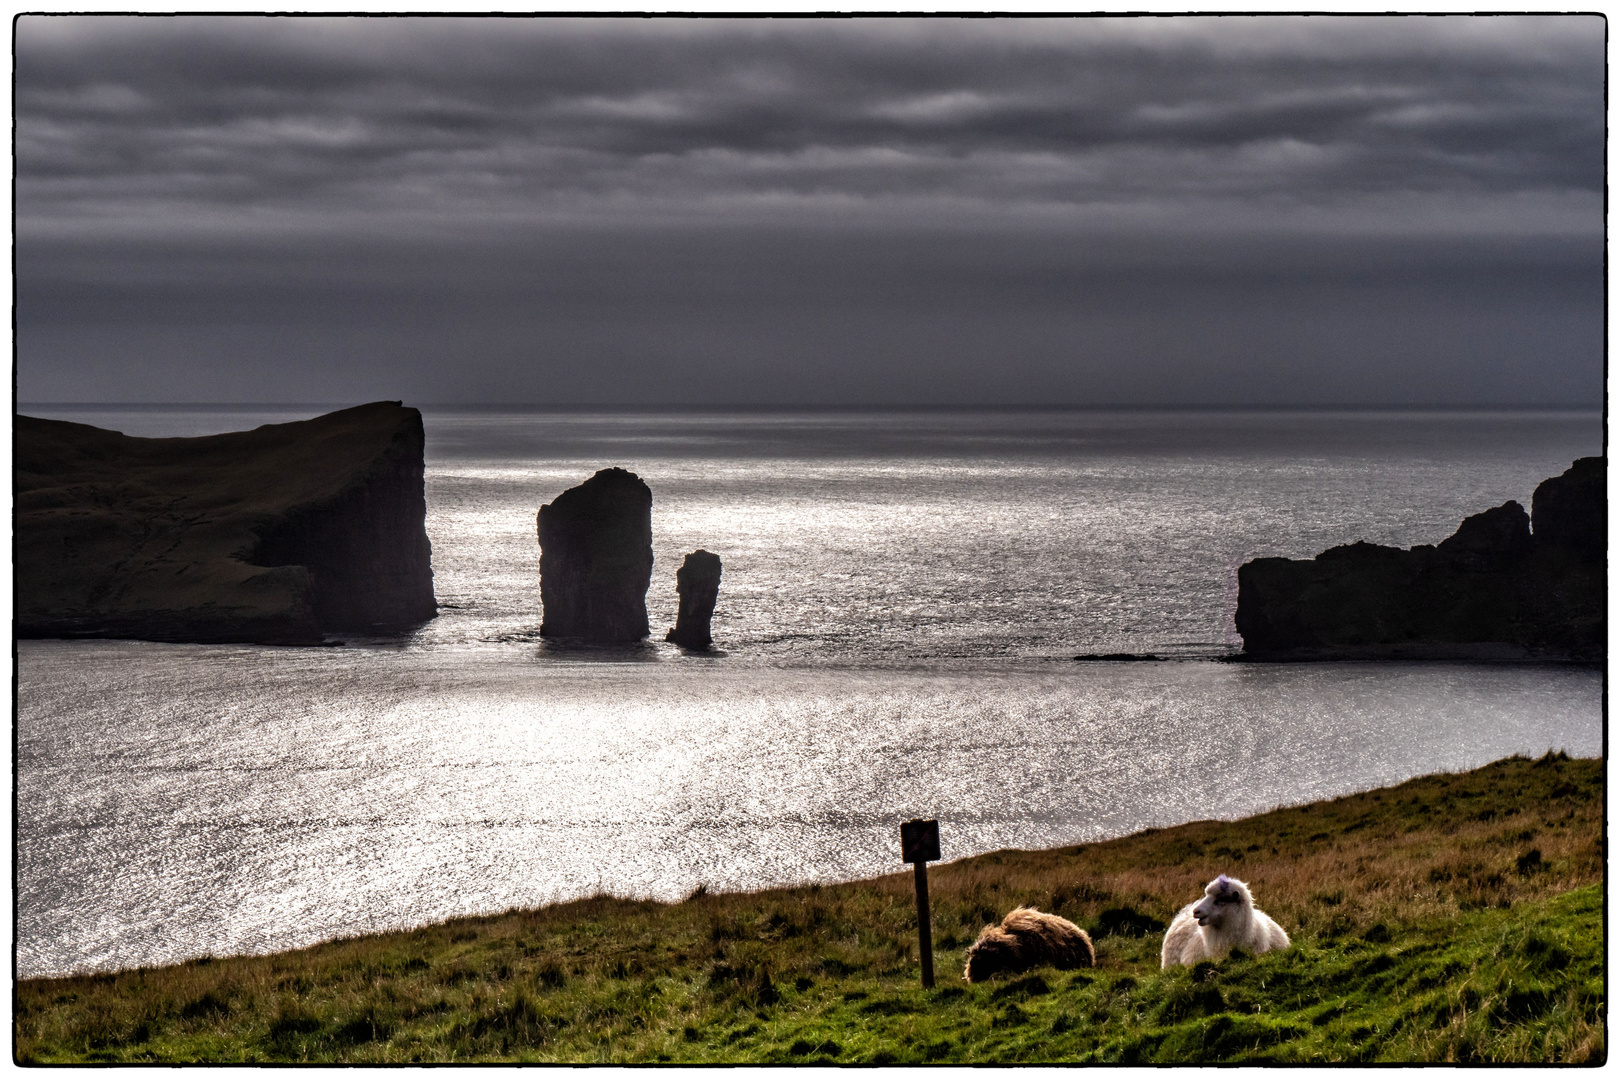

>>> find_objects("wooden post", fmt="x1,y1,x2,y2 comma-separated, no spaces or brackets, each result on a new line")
913,861,935,989
900,818,940,990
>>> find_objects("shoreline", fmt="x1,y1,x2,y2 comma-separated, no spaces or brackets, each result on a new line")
16,753,1603,1063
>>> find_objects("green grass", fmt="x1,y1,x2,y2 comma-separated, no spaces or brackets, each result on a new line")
15,752,1603,1064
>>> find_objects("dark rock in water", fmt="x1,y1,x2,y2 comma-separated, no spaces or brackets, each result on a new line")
1073,652,1163,662
16,401,437,644
666,549,723,650
1434,501,1531,570
1532,455,1605,562
1235,457,1604,661
537,468,654,642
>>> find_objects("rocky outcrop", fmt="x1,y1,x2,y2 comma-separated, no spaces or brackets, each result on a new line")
1532,455,1605,562
1234,458,1604,661
16,401,437,644
537,468,654,642
666,549,722,649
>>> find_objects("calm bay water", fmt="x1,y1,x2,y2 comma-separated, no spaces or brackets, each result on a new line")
16,407,1604,977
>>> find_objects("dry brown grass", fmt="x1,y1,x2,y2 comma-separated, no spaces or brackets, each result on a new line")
919,753,1600,959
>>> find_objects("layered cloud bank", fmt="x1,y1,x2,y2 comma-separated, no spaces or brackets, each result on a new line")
17,16,1604,406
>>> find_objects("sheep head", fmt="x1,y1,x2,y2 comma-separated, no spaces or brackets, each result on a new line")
962,925,1023,983
1192,874,1251,929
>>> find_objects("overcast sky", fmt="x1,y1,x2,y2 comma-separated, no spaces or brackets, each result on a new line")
15,15,1605,406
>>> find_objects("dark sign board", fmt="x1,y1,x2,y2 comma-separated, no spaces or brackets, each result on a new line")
900,818,940,864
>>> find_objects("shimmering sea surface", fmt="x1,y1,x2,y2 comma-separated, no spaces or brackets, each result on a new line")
15,406,1604,977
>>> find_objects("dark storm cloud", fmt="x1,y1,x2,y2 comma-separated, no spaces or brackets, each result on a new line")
18,16,1603,232
14,15,1605,405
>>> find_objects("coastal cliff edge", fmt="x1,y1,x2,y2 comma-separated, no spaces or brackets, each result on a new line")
16,401,437,644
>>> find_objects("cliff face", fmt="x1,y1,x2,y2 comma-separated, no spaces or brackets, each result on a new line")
1234,458,1604,661
16,401,437,644
537,468,654,642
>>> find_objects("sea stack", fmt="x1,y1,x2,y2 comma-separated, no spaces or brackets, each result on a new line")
15,401,437,644
666,550,723,650
1234,457,1605,661
537,468,654,642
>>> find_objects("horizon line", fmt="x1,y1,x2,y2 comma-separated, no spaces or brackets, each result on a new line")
16,401,1606,413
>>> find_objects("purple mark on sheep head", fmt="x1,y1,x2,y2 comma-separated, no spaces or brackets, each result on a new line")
1194,874,1242,927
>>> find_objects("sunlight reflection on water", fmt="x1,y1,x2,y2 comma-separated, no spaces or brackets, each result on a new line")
17,641,1599,977
14,407,1604,978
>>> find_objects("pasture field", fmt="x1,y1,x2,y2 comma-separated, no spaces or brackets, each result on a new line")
15,753,1603,1064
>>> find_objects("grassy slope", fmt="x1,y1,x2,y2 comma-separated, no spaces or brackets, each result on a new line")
16,753,1603,1064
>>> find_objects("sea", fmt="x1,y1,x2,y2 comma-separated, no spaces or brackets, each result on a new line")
15,406,1605,979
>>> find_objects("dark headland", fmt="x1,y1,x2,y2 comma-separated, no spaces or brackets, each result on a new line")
16,401,437,645
1234,457,1603,662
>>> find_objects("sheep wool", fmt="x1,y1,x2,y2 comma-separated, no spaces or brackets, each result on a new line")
1161,874,1290,969
963,906,1095,983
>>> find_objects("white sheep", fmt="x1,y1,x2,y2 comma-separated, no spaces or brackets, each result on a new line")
1160,874,1290,969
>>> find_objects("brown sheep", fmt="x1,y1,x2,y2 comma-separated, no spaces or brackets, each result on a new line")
963,906,1095,982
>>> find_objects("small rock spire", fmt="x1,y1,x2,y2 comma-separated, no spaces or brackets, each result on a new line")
666,550,722,650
